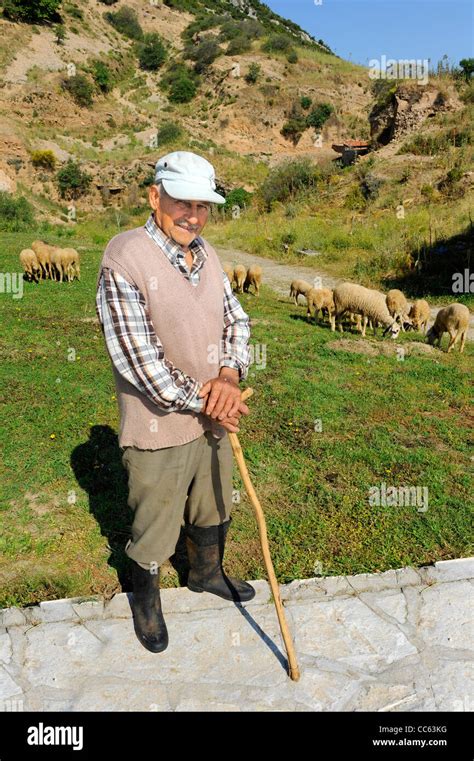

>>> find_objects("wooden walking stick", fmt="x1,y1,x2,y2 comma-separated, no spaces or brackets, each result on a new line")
228,387,301,682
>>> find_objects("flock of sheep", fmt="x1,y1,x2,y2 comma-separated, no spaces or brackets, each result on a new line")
19,241,81,284
223,261,263,296
290,279,470,353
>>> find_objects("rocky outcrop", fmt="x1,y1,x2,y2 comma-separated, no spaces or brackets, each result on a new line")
370,84,456,146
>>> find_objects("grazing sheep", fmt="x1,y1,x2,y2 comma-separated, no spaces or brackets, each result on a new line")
408,299,431,333
60,247,81,282
50,247,68,283
244,265,263,296
333,282,400,338
19,248,41,283
426,303,469,353
289,279,312,306
222,261,234,286
386,289,411,331
233,264,247,293
31,240,56,280
306,288,335,329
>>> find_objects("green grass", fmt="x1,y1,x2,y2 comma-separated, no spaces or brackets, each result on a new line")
0,224,472,608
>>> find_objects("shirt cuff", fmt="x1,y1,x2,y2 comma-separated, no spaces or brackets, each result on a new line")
220,359,247,381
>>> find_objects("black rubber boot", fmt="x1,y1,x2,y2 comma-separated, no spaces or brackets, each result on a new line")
131,561,169,653
185,519,256,602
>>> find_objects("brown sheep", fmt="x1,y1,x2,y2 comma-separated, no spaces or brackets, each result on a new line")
306,288,335,329
31,240,56,280
60,247,81,282
19,248,41,283
289,279,312,306
386,289,411,331
408,299,430,333
244,265,263,296
222,261,234,286
426,303,470,353
233,264,247,293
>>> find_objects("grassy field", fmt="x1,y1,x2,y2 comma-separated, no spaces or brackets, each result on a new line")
0,221,472,609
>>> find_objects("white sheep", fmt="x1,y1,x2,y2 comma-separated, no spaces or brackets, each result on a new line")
289,279,312,306
244,265,263,296
19,248,41,282
333,282,401,338
306,288,335,328
233,264,247,293
408,299,431,333
426,303,470,353
386,289,411,331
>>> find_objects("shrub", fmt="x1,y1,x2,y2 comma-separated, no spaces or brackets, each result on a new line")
99,0,118,4
360,173,383,201
157,121,182,145
136,33,167,71
64,3,83,20
61,73,94,107
245,63,261,84
300,96,312,110
281,231,296,246
31,150,56,170
259,158,320,210
104,6,143,41
2,0,60,23
281,118,306,145
225,36,251,56
344,185,366,210
306,102,333,130
223,187,252,214
286,50,298,64
262,34,292,54
169,75,197,103
56,160,92,200
53,24,66,44
91,60,113,93
0,192,35,231
186,39,221,73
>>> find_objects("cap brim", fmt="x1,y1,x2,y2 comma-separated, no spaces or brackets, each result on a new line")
161,179,225,204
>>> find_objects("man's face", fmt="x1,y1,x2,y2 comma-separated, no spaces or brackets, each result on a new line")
149,184,211,249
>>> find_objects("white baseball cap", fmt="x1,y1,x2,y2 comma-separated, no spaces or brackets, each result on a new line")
154,151,225,204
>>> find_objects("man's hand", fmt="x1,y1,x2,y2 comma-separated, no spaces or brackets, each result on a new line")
198,369,249,428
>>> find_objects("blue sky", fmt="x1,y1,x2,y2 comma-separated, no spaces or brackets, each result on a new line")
264,0,473,69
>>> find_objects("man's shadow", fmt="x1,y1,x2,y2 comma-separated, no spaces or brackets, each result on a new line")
70,425,190,592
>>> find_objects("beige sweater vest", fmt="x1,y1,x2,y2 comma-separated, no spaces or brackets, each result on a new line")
97,225,225,449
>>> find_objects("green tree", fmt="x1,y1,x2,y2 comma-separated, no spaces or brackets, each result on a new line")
92,61,113,93
104,6,143,41
61,73,94,107
169,75,196,103
306,102,333,129
459,58,474,82
244,63,261,84
2,0,61,23
136,33,167,71
53,23,66,45
56,160,91,200
0,192,35,231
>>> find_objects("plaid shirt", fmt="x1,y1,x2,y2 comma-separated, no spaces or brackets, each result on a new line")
96,213,251,413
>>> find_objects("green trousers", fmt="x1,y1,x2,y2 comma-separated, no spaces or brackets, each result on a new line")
122,430,234,569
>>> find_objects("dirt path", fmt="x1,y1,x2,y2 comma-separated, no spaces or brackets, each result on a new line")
215,245,474,341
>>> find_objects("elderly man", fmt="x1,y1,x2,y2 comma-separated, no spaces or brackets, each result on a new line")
96,151,255,654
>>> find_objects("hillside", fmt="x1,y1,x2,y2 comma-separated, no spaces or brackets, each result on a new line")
0,0,374,217
0,0,472,301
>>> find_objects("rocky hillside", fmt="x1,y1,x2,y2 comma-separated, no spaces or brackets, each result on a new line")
0,0,469,224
